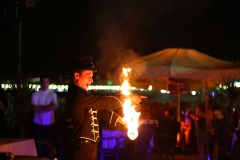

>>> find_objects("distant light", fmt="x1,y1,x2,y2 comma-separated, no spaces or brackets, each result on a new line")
57,85,65,92
191,91,196,95
160,90,168,93
107,81,113,85
1,84,153,93
160,89,170,94
148,85,153,91
131,87,136,91
235,82,240,87
211,92,215,97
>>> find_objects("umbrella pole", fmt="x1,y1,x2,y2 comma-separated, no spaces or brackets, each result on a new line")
204,82,210,160
177,91,181,122
177,91,181,144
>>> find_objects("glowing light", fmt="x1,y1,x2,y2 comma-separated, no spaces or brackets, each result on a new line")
160,90,170,93
121,68,141,140
211,92,215,97
191,91,196,95
148,85,153,91
235,82,240,87
1,83,162,92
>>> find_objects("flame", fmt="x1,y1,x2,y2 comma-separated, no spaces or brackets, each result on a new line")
121,68,141,140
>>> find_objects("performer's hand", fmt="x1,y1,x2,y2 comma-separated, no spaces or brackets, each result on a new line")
117,117,128,128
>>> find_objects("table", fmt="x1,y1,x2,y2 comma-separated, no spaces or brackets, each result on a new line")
102,129,127,149
0,138,37,156
102,119,158,149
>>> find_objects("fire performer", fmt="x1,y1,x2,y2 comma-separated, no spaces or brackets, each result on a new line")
64,56,142,160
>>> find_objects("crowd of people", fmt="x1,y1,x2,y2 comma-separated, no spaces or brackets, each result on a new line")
137,98,240,159
138,99,180,134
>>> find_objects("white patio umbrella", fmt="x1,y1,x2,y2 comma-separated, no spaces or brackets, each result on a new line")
131,48,240,91
130,48,240,122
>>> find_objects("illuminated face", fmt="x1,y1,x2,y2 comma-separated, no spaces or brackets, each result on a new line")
74,70,93,90
40,78,50,91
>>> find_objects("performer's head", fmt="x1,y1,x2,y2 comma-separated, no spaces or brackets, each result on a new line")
68,56,97,90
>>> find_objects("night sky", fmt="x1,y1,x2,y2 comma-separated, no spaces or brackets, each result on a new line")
1,0,240,83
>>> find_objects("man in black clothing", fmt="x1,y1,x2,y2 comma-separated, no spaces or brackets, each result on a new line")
64,56,140,160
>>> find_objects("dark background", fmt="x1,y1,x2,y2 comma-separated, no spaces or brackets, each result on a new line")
1,0,240,83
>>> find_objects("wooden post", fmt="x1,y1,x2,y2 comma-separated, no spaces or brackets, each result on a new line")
204,82,210,160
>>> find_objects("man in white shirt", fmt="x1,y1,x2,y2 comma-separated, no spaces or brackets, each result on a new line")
31,76,58,157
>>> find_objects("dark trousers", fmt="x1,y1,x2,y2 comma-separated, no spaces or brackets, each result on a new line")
0,110,8,138
68,139,98,160
34,123,55,157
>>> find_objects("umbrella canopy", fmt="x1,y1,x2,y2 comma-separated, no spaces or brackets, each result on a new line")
131,48,240,90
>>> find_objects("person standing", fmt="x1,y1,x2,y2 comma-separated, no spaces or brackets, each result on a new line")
64,55,141,160
0,80,8,138
31,76,58,157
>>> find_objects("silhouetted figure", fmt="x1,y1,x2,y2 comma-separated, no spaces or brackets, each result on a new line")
31,76,58,157
0,83,8,138
230,138,240,160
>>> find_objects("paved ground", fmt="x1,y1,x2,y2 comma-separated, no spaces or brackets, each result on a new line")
150,154,201,160
174,154,201,160
102,154,201,160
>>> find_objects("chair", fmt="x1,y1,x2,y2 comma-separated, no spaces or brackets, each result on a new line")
115,120,158,160
135,123,157,160
98,136,119,160
116,136,136,159
151,119,181,160
98,123,123,160
53,124,63,160
152,134,177,160
35,140,57,159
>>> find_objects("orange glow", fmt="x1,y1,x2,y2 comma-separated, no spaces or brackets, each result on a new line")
121,68,141,140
